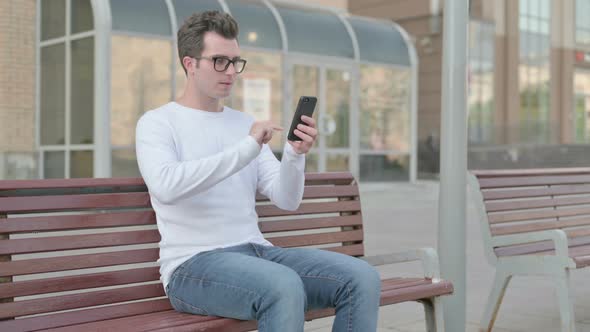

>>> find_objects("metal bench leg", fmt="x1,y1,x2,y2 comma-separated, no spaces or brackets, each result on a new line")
480,268,512,332
555,270,576,332
422,297,445,332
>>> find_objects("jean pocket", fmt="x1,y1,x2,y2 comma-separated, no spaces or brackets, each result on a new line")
169,295,209,316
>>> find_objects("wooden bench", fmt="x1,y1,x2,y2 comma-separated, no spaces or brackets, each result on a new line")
470,168,590,332
0,172,453,331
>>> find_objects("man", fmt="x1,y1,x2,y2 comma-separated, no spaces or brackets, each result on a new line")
136,10,380,332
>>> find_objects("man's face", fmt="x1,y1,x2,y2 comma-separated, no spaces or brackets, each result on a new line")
189,31,241,99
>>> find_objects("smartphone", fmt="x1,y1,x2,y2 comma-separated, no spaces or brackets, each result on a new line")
287,96,317,141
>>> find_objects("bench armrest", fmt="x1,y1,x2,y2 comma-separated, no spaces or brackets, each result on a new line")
361,248,441,280
491,229,569,258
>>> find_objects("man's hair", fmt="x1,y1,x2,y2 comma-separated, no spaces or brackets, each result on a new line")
177,11,239,75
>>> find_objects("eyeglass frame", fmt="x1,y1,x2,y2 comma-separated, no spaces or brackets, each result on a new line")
193,55,247,73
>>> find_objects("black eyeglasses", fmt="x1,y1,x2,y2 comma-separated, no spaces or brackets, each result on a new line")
195,56,247,73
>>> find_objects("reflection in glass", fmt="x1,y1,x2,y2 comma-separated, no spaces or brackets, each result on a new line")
70,150,93,178
110,0,171,36
305,153,318,173
519,0,551,143
576,0,590,45
325,70,350,148
326,154,348,172
41,0,65,40
277,6,353,58
292,65,319,149
71,0,94,34
173,0,223,28
41,44,66,146
574,71,590,142
112,149,141,177
44,151,65,179
348,17,410,65
71,37,94,144
227,0,282,50
468,21,494,144
359,65,410,152
111,36,172,147
360,154,409,182
225,51,283,150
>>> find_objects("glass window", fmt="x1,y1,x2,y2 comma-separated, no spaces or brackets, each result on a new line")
574,70,590,142
576,0,590,45
40,43,66,146
44,151,65,178
71,37,94,144
112,149,141,177
359,65,411,153
518,0,551,143
325,69,350,148
227,0,282,50
110,0,171,36
326,154,349,172
111,36,172,148
468,21,495,145
71,0,94,34
224,51,283,150
41,0,66,40
173,0,223,27
276,6,353,58
291,64,319,171
360,155,409,182
70,150,93,178
348,17,410,65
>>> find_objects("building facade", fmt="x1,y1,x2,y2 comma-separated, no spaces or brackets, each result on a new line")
0,0,418,182
350,0,590,176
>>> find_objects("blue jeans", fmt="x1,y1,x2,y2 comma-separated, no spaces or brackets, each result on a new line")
166,243,381,332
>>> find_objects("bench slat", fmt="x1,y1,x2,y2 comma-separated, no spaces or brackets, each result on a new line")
0,173,354,191
482,184,590,200
0,267,160,298
258,215,362,233
485,195,590,212
0,298,172,332
256,200,361,217
257,185,359,201
22,278,452,332
0,229,161,255
494,236,590,257
490,218,590,236
0,283,165,320
269,230,363,248
0,192,151,214
0,210,155,234
477,174,590,189
488,206,590,224
323,243,364,256
0,248,159,277
380,281,454,305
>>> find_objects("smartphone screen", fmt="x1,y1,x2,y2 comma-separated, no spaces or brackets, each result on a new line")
288,96,317,141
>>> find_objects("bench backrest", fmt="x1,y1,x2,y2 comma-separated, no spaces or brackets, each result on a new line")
0,172,363,322
469,168,590,264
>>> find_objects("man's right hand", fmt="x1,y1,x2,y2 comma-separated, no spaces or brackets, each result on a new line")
249,121,283,146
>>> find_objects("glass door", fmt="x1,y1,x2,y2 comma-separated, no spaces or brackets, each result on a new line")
574,69,590,142
288,60,353,173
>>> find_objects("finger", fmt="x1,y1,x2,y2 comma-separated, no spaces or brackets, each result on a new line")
300,115,316,127
294,129,313,143
297,124,318,137
272,126,284,131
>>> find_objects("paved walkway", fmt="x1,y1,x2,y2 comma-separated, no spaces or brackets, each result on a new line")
304,181,590,332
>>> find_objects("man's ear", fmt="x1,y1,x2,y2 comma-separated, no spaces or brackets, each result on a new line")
182,56,195,75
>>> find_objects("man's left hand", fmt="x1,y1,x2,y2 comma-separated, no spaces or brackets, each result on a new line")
288,115,317,154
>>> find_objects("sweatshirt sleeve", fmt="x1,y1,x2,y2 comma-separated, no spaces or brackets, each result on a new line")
136,112,261,204
256,142,305,211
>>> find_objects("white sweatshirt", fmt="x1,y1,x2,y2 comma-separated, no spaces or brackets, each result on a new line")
135,102,305,290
